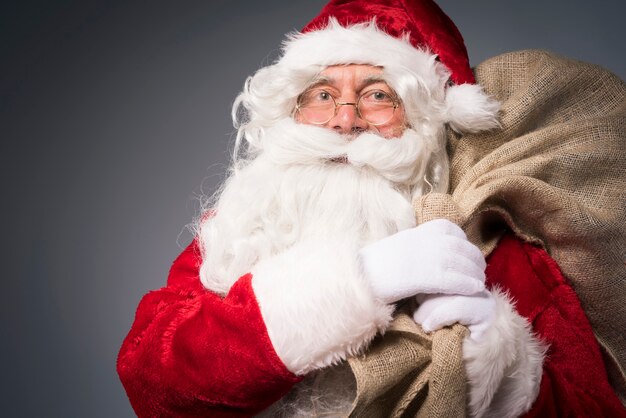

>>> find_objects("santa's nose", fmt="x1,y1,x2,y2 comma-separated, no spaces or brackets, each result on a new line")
329,103,368,137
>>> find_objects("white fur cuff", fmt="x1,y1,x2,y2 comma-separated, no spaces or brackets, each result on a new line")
463,288,546,418
251,239,393,375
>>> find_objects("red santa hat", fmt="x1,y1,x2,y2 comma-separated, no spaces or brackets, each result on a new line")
276,0,499,133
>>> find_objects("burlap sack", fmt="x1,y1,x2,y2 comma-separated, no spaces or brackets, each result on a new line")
348,314,467,418
442,49,626,404
347,49,626,415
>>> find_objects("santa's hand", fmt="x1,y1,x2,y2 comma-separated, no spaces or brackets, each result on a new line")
359,219,486,304
413,290,496,341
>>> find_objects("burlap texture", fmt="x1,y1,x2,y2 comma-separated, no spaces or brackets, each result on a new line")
347,49,626,415
424,50,626,402
348,314,467,418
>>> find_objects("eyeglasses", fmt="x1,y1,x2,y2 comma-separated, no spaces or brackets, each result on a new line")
295,88,401,126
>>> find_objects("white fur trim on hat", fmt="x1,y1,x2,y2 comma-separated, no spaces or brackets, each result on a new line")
281,19,437,77
278,19,500,133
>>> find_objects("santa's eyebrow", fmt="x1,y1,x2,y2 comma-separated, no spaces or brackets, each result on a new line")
303,76,333,90
358,75,390,90
303,74,392,92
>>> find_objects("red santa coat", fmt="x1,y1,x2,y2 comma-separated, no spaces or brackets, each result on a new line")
117,234,626,417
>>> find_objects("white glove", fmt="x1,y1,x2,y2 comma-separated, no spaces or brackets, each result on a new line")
413,290,496,341
359,219,487,304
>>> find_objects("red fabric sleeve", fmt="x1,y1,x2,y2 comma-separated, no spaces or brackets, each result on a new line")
486,235,626,417
117,241,302,418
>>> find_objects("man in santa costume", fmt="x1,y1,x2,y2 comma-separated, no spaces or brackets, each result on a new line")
118,0,626,416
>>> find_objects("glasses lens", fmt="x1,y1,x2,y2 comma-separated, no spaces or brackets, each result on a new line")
297,89,335,124
358,90,396,125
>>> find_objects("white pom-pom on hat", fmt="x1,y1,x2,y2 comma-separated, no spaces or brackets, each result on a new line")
445,83,501,133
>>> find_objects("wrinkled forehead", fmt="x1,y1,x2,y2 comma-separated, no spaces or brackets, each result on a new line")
302,64,394,93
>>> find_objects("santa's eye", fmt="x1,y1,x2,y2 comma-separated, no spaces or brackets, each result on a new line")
360,89,395,105
319,91,330,100
374,91,388,100
299,89,335,107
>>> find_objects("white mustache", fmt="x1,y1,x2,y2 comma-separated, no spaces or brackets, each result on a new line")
261,118,429,184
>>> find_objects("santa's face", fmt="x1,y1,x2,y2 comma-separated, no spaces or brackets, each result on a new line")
294,65,408,139
198,66,444,294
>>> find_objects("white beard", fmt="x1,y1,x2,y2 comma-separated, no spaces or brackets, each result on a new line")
196,118,439,416
198,118,435,295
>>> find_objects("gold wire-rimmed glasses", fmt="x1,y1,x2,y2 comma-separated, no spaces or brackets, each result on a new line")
295,88,401,126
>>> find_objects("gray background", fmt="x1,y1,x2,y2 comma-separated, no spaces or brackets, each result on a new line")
3,0,624,416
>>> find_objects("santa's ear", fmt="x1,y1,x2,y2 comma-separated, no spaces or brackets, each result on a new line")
444,83,501,133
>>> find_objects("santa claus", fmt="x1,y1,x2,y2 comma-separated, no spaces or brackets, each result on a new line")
118,1,626,417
